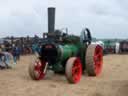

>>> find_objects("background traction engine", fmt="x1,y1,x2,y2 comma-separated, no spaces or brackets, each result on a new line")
28,7,103,84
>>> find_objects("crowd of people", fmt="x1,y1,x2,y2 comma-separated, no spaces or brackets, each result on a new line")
0,44,20,69
0,42,42,69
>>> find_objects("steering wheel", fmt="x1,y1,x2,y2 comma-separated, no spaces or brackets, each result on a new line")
80,28,92,45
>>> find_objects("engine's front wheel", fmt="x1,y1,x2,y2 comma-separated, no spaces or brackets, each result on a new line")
28,58,47,80
65,57,82,84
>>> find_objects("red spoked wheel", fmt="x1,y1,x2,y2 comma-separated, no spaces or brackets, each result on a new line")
29,58,47,80
65,57,82,84
94,45,103,75
86,44,103,76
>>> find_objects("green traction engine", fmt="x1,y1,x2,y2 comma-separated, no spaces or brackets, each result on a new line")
28,7,103,84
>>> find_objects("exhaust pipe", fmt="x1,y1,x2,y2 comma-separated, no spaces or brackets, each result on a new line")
48,7,55,33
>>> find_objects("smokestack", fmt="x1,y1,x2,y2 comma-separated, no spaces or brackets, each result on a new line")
48,7,55,33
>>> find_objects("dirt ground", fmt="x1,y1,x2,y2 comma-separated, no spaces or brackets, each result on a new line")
0,54,128,96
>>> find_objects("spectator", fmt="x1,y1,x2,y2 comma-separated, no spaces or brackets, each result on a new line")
1,44,5,51
32,43,38,53
3,52,13,69
0,47,11,69
0,46,5,69
16,46,21,60
12,45,20,64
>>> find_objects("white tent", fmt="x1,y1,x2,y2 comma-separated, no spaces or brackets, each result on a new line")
115,42,120,54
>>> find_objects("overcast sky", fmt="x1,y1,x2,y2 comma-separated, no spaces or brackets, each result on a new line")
0,0,128,39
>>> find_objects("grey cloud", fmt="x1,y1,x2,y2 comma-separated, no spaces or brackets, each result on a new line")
0,0,128,39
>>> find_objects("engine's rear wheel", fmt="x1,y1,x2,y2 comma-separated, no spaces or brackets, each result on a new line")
65,57,82,84
86,44,103,76
29,58,46,80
